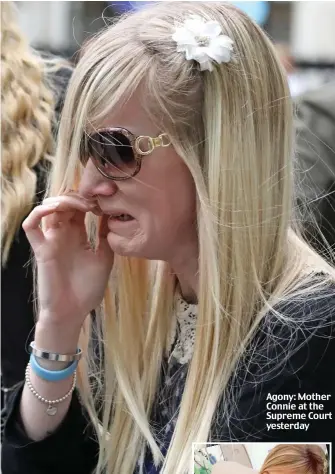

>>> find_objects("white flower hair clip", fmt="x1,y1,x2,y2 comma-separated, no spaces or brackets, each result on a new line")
172,15,234,72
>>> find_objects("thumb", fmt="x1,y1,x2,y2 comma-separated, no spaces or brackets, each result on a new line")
96,215,114,265
97,235,114,265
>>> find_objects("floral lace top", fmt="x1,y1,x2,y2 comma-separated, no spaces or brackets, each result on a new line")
167,293,198,364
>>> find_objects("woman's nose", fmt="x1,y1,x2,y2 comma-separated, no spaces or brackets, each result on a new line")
78,160,118,199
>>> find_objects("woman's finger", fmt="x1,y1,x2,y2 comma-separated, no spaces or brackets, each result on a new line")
43,196,99,229
46,210,76,229
42,200,96,212
97,215,114,263
23,197,100,250
98,215,109,239
42,198,97,223
43,194,97,210
71,206,102,227
22,203,60,248
91,207,103,216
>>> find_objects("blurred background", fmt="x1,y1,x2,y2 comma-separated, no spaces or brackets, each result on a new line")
15,0,335,97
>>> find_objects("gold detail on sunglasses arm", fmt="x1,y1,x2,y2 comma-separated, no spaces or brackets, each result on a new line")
135,133,171,156
152,137,162,147
158,133,171,147
135,136,154,156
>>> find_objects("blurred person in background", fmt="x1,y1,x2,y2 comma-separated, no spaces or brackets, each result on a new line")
294,81,335,264
2,2,335,474
1,2,72,416
275,43,303,98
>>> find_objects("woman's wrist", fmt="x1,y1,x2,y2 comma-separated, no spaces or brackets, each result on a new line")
35,317,82,355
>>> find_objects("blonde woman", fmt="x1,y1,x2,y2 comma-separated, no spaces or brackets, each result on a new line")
212,445,327,474
2,2,335,474
259,444,328,474
1,2,71,406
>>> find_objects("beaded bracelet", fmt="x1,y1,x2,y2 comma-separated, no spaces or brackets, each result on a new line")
25,363,76,416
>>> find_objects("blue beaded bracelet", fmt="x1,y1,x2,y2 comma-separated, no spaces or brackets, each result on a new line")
29,353,78,382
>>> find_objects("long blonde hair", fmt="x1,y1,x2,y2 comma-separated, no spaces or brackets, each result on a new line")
260,444,327,474
1,1,56,264
46,2,335,473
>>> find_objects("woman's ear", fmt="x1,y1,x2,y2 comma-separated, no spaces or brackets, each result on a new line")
212,461,259,474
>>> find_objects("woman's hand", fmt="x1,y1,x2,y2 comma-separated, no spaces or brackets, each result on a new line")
22,193,114,333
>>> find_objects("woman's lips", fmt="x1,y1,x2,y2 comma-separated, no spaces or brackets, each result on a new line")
107,213,137,233
108,214,134,222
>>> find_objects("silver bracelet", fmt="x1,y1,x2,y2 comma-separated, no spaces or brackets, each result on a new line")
25,363,76,416
29,341,83,362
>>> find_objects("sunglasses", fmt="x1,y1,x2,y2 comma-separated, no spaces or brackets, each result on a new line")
80,127,171,180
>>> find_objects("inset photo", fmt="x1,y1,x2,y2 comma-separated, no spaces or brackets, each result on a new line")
193,443,331,474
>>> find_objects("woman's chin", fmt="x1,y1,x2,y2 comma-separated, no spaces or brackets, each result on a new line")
107,232,161,260
107,231,144,258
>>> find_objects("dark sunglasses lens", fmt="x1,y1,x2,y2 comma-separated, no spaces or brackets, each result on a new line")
84,131,138,178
